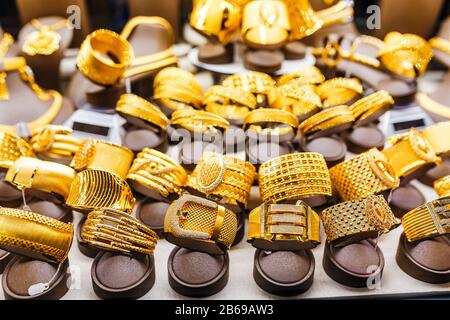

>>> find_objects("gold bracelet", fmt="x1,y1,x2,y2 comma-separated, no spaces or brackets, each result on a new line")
116,93,169,131
316,77,363,107
0,32,14,58
0,207,73,263
71,138,134,180
0,131,35,169
258,152,332,202
322,195,399,245
434,175,450,197
222,72,276,103
77,29,134,86
298,105,354,136
329,148,399,201
401,197,450,242
190,0,242,44
248,200,320,250
154,85,204,109
127,148,187,199
164,194,237,251
243,108,299,136
282,0,323,41
422,121,450,156
383,128,441,177
204,85,257,110
154,67,202,96
171,109,229,133
5,157,76,199
350,90,394,125
66,169,135,213
30,125,82,159
429,36,450,56
187,152,256,208
276,66,325,86
82,208,157,255
205,102,251,121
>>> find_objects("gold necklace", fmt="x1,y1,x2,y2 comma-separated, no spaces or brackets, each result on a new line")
22,19,69,56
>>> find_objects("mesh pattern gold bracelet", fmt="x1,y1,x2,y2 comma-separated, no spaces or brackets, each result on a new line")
30,125,82,159
82,208,157,255
0,207,73,263
258,152,332,203
0,131,35,169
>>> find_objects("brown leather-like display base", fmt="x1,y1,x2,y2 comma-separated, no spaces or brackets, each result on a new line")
2,256,70,300
27,199,73,223
0,171,22,204
123,128,168,153
323,240,384,288
91,251,156,300
136,199,170,238
0,250,14,274
343,126,385,154
168,246,229,298
243,50,283,74
247,185,262,211
418,160,450,187
246,141,291,168
253,249,314,296
396,233,450,284
282,42,307,60
299,135,346,168
198,42,234,64
76,216,100,258
389,183,426,218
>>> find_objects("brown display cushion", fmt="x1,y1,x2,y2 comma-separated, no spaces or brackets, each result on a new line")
282,41,307,60
27,199,73,223
0,170,23,203
376,78,417,106
246,140,292,167
243,50,284,74
389,183,426,219
198,42,234,64
0,249,14,274
168,246,229,298
91,251,155,300
232,212,246,247
343,126,385,154
136,199,170,238
76,216,100,258
418,160,450,187
123,127,168,153
299,135,347,168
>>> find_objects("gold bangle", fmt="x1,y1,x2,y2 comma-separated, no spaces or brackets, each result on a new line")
0,32,14,58
154,67,202,96
382,128,441,177
0,131,35,169
243,108,299,135
401,197,450,242
350,90,394,125
190,0,242,44
298,105,354,136
276,66,325,86
422,121,450,156
5,157,76,199
164,194,237,251
66,169,135,213
71,138,134,180
222,72,276,97
171,109,229,133
283,0,323,41
429,36,450,56
204,85,257,110
154,85,204,109
127,148,188,199
0,207,73,263
30,125,82,159
329,148,400,201
82,208,157,255
434,175,450,198
316,77,363,107
322,195,399,245
258,152,332,202
248,200,320,250
205,102,251,121
187,152,256,208
77,29,134,86
116,93,169,131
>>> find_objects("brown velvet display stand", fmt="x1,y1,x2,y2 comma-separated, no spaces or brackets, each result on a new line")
342,124,385,154
418,160,450,187
389,183,426,218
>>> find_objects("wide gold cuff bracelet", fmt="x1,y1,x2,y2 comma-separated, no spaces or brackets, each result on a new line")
350,90,394,126
316,77,363,107
422,121,450,157
0,131,35,169
5,157,76,199
248,200,320,251
401,197,450,242
258,152,332,203
0,207,73,263
329,148,400,201
243,109,299,139
434,175,450,198
322,195,399,246
187,152,256,208
71,138,134,180
164,194,237,254
298,105,355,137
30,125,82,160
127,148,188,199
82,208,157,255
222,72,276,105
276,66,325,86
171,109,229,133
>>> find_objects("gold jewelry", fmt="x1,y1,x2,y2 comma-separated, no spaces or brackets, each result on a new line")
5,157,76,199
242,0,291,47
154,85,204,109
0,131,35,169
422,121,450,156
187,152,256,208
77,29,134,86
298,105,354,136
434,175,450,198
222,72,276,105
243,108,299,137
282,0,322,41
416,92,450,119
66,169,135,213
205,102,251,120
71,138,134,180
276,66,325,86
383,128,441,177
127,148,187,199
164,194,237,251
429,36,450,56
82,208,157,255
22,18,69,56
171,109,229,133
190,0,242,44
0,206,73,263
316,77,363,107
30,125,82,159
350,90,394,125
204,85,257,109
248,200,320,250
401,197,450,242
116,93,169,131
0,33,14,58
258,152,332,202
322,195,399,245
154,67,202,96
329,148,400,201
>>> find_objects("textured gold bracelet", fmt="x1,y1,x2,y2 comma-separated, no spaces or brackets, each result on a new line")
0,131,35,169
204,85,257,109
350,90,394,125
0,206,73,263
243,108,299,133
298,105,354,136
276,66,325,86
422,121,450,156
434,175,450,198
222,72,276,103
171,108,229,133
30,125,82,159
258,152,332,202
154,67,202,96
82,208,157,255
316,77,363,107
429,36,450,56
